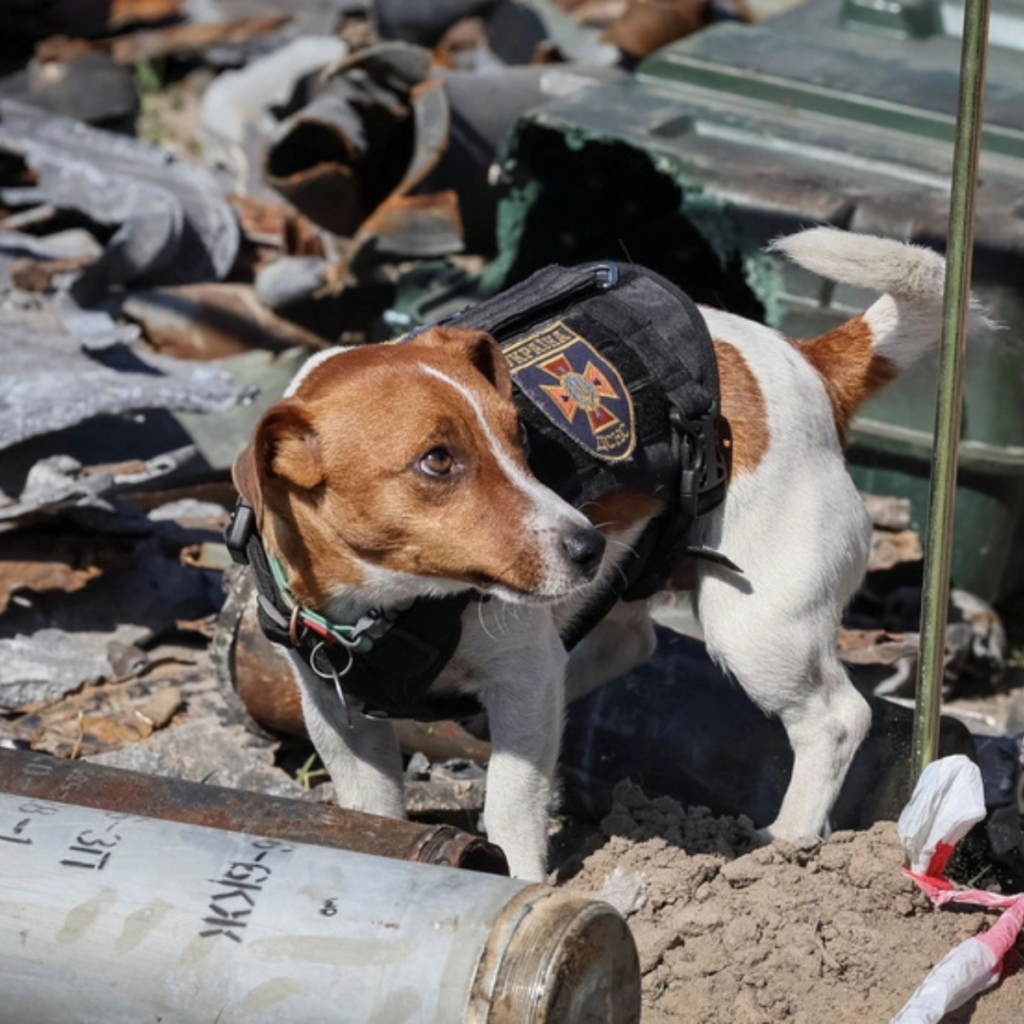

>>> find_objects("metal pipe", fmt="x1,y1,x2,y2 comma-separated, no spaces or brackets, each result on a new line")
0,792,640,1024
0,748,507,875
912,0,992,780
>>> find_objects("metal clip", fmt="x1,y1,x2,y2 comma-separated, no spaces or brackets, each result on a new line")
593,263,619,290
224,499,255,565
309,642,354,729
350,610,390,642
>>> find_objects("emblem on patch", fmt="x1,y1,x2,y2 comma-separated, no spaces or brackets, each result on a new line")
503,321,636,462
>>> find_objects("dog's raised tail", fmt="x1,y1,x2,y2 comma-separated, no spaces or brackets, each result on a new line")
769,227,987,441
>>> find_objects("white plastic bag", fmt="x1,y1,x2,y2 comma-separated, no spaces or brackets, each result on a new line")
890,755,1024,1024
897,756,986,875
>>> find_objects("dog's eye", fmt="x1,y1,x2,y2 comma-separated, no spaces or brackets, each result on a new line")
419,446,455,477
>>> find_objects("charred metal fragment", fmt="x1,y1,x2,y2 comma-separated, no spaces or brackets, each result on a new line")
201,35,348,195
0,449,200,527
0,0,183,41
0,99,238,293
0,51,138,129
0,317,245,451
121,283,330,359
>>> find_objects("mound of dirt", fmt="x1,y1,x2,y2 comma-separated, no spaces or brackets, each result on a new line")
561,782,1023,1024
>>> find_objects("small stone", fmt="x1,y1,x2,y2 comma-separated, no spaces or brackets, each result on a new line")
720,858,765,888
600,865,649,917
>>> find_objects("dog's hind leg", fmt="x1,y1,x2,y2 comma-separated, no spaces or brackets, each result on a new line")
691,479,873,841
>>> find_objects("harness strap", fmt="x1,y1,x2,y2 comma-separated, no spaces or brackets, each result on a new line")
226,501,482,723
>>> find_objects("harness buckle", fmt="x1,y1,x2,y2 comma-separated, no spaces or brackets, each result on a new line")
225,499,256,565
288,605,305,647
593,263,619,290
668,409,727,519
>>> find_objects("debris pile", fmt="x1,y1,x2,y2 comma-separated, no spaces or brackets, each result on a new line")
0,6,1022,1020
0,5,1021,999
559,781,1024,1024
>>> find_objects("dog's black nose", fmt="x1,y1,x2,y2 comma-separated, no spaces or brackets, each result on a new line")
562,526,607,580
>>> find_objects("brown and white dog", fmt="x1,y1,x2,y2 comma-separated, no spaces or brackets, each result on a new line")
234,228,965,880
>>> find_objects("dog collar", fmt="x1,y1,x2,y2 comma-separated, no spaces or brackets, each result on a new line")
225,499,482,725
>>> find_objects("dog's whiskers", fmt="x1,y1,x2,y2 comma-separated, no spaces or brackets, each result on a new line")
600,536,638,588
476,598,500,641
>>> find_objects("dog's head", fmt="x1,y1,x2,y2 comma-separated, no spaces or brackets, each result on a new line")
233,327,606,610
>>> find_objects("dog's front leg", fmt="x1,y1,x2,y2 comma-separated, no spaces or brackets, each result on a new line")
285,651,405,818
478,620,567,881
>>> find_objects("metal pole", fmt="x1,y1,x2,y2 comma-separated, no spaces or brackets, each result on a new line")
912,0,992,779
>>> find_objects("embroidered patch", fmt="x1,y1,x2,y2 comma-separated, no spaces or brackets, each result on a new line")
503,320,636,462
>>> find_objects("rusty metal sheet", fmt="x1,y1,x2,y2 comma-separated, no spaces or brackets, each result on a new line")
0,99,238,291
868,527,923,573
9,254,98,291
11,678,182,756
836,628,920,667
349,189,464,267
227,193,325,278
229,193,325,253
121,283,329,360
265,43,437,241
336,76,463,277
181,1,366,63
601,0,706,59
0,227,102,262
201,35,348,195
113,15,290,63
862,492,913,531
0,531,132,614
0,515,225,712
0,0,183,40
40,17,289,62
375,0,495,47
0,449,199,527
0,228,102,295
264,87,370,237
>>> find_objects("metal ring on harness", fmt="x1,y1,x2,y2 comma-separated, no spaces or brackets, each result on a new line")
288,604,304,647
309,641,354,728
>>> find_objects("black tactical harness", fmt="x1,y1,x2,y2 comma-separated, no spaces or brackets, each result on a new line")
226,261,730,723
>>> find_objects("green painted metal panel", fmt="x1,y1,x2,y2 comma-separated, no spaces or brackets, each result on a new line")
492,0,1024,601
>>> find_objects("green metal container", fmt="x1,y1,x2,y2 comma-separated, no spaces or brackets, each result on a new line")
491,0,1024,602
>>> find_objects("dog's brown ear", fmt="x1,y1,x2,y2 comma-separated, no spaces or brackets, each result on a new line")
232,401,324,523
415,326,513,400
